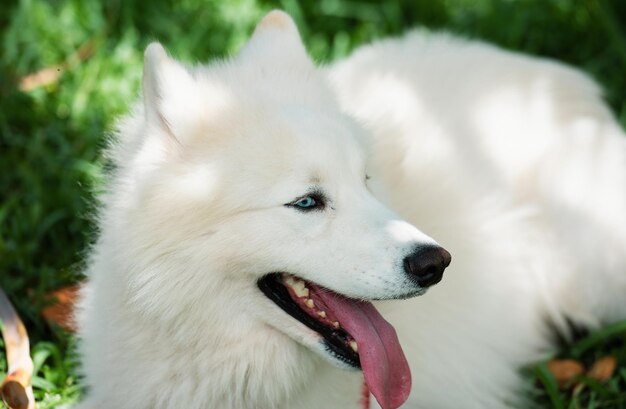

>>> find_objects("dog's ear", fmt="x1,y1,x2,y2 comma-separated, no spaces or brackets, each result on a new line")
240,10,312,69
143,42,196,140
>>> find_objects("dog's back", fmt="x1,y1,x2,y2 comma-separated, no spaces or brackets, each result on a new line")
328,31,626,407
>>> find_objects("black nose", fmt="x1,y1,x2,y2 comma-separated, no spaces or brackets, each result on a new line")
403,245,451,288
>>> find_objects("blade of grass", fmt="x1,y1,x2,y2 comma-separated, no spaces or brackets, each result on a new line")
535,362,565,409
570,320,626,358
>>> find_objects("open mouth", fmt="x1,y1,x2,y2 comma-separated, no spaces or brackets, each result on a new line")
258,272,412,409
258,273,361,367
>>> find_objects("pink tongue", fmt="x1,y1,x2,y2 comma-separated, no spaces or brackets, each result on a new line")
312,287,411,409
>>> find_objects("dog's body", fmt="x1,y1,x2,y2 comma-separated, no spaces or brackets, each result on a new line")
77,12,626,409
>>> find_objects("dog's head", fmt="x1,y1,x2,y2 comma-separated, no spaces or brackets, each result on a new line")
109,11,449,409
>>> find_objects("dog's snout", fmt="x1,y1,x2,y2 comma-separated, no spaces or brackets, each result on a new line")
403,246,451,288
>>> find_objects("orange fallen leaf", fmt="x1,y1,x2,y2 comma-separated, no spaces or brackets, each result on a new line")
18,38,95,92
587,356,616,382
18,66,62,92
546,359,585,387
41,285,81,333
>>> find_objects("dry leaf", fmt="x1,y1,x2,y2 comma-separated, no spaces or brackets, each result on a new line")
546,359,584,387
41,285,81,332
18,66,62,92
587,356,617,382
18,38,94,92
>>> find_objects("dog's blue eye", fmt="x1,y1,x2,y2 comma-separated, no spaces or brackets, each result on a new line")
287,194,325,211
295,196,317,208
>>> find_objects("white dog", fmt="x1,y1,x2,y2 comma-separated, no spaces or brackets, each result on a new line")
76,10,626,409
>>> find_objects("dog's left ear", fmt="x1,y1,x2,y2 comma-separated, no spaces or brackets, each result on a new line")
143,42,199,141
239,10,313,69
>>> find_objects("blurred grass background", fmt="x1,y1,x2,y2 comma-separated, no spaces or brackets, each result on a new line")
1,0,625,407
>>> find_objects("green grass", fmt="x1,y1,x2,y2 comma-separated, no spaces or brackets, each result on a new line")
1,0,625,407
527,320,626,408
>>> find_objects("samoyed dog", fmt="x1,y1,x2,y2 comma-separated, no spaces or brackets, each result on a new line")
77,10,626,409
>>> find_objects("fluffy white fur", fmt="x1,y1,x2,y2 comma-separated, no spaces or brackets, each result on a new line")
77,10,626,409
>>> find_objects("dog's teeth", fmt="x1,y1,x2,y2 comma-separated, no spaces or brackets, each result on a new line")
293,282,309,298
317,311,326,318
349,341,358,352
332,321,340,329
305,299,315,309
284,277,310,297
